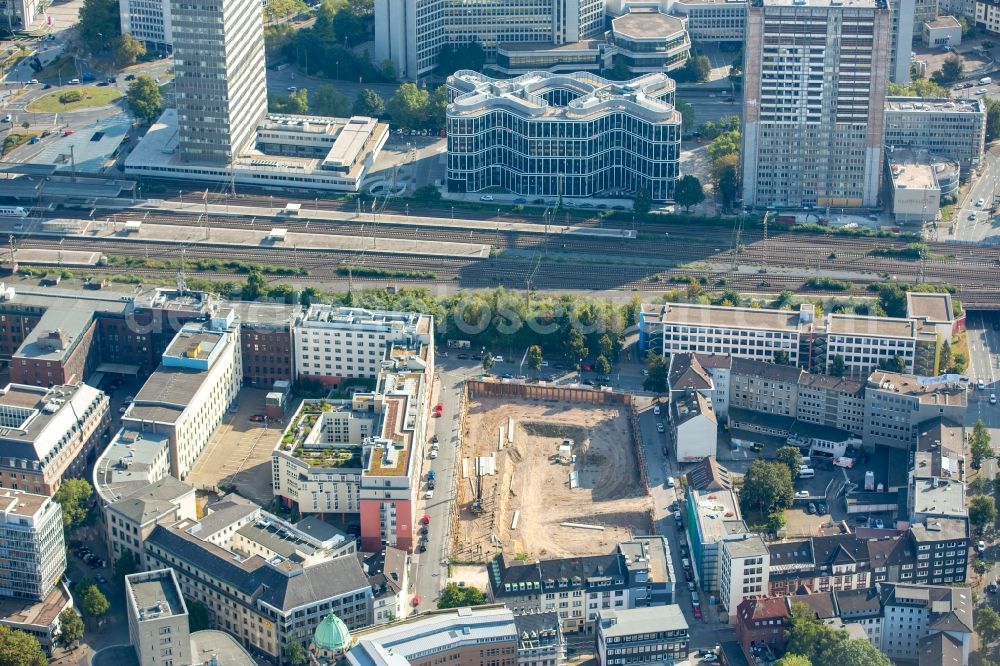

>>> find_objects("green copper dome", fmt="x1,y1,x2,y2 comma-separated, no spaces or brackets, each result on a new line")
313,613,351,651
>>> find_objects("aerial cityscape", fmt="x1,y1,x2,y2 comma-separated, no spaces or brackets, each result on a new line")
0,0,998,665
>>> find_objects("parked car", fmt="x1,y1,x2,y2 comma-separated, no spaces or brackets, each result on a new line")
978,540,987,554
874,518,885,529
693,605,702,619
989,581,998,594
817,503,827,514
429,450,438,459
656,423,665,433
418,543,427,552
795,490,810,498
249,414,266,422
480,195,494,201
807,502,816,514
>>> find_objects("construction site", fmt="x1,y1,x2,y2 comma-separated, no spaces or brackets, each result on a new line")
451,393,654,562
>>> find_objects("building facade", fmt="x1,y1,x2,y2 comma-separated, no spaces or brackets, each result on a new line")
0,490,64,601
125,569,192,666
884,97,986,175
668,0,747,41
719,535,769,623
374,0,607,81
171,0,267,162
594,606,689,666
863,372,967,449
742,0,892,208
446,71,682,202
120,0,173,51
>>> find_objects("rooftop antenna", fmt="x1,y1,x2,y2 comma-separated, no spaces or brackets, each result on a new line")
176,247,188,294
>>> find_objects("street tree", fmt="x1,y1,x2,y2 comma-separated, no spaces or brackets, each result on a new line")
81,585,110,620
970,495,998,530
674,175,705,213
78,0,121,53
776,446,802,480
774,656,811,666
978,607,1000,645
633,188,652,215
643,353,668,393
437,583,486,609
595,355,611,376
353,88,386,117
972,419,994,468
285,640,308,666
481,351,495,374
312,85,350,117
115,34,146,67
932,55,964,85
126,76,163,124
54,478,92,528
387,83,430,129
54,609,84,650
114,549,137,582
739,460,793,519
0,627,47,666
527,345,543,372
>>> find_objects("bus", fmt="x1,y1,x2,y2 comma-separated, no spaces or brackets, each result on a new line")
0,206,28,217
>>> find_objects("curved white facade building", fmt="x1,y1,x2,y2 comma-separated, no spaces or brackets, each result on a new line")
446,71,682,201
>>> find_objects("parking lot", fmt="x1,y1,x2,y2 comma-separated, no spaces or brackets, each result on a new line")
186,388,280,504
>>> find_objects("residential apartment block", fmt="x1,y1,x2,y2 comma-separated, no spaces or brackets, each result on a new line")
514,613,566,666
488,537,675,634
683,458,746,593
879,583,973,664
594,606,689,666
0,490,64,601
0,382,109,496
718,535,769,623
670,389,718,462
293,306,433,388
143,496,372,662
101,476,197,566
274,320,433,552
446,71,682,202
884,97,986,176
976,0,1000,33
742,0,892,208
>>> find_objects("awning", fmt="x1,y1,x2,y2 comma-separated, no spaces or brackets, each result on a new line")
97,362,141,375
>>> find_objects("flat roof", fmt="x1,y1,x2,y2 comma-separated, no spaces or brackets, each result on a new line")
868,372,968,406
0,383,104,456
885,97,984,114
128,365,211,423
164,328,222,360
94,428,171,503
0,489,48,518
827,314,915,338
660,303,801,331
692,487,744,544
912,478,966,518
925,15,961,28
324,117,379,169
599,605,688,636
907,292,953,323
891,161,936,190
0,581,70,631
911,516,968,541
760,0,879,6
188,630,256,666
127,570,186,620
612,10,687,39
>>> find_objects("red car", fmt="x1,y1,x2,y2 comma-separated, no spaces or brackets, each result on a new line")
250,414,266,423
693,605,702,619
62,129,74,136
435,402,443,411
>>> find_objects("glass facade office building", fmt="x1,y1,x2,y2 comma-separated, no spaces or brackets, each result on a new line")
446,71,681,202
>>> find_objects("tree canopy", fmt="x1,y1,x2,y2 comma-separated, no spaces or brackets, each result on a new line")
78,0,121,53
54,609,84,650
81,585,110,619
312,85,351,117
353,88,386,117
740,460,793,520
0,627,47,666
437,583,486,609
970,495,997,529
643,352,668,393
674,175,705,213
126,76,163,124
54,478,92,528
776,446,802,479
977,607,1000,645
972,419,994,468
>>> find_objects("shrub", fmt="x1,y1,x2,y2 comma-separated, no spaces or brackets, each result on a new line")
59,90,83,104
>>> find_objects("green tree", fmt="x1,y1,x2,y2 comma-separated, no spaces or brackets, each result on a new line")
437,583,486,609
595,355,611,376
243,270,268,301
113,550,137,582
785,602,847,664
817,638,892,666
425,85,449,131
644,352,668,393
986,98,1000,142
739,460,793,519
437,41,486,76
527,345,543,371
971,475,989,495
887,79,949,97
54,608,84,650
126,76,163,124
77,0,121,53
270,88,309,114
992,474,1000,497
775,656,812,666
977,607,1000,645
353,88,386,117
481,351,495,374
877,355,906,373
186,598,211,632
776,446,802,479
263,0,306,20
972,419,994,468
939,340,953,373
387,83,430,129
312,85,350,117
712,152,740,209
54,478,92,528
285,640,308,666
566,329,589,365
829,354,846,377
598,334,615,360
675,99,695,135
970,495,998,530
708,130,741,162
932,55,964,85
674,175,705,213
774,349,790,365
633,187,652,215
115,33,146,67
0,626,47,666
81,585,110,620
676,54,711,82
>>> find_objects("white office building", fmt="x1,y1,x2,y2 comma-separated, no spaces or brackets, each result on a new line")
0,490,65,601
171,0,267,163
120,0,173,51
884,97,986,175
446,71,682,201
719,535,769,624
742,0,892,209
374,0,607,80
125,569,192,666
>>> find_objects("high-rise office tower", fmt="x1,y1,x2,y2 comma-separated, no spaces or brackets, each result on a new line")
374,0,607,81
742,0,892,209
889,0,915,84
171,0,267,163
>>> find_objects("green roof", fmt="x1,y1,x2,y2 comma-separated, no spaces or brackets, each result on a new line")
313,613,351,651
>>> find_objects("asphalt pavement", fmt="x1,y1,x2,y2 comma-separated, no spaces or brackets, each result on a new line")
952,148,1000,242
965,311,1000,482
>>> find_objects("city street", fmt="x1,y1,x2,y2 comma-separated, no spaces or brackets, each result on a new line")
965,311,1000,484
952,148,1000,242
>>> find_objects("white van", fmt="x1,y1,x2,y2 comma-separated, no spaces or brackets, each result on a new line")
799,467,816,479
981,77,993,85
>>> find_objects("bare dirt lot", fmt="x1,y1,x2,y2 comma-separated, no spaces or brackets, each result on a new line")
452,397,653,562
